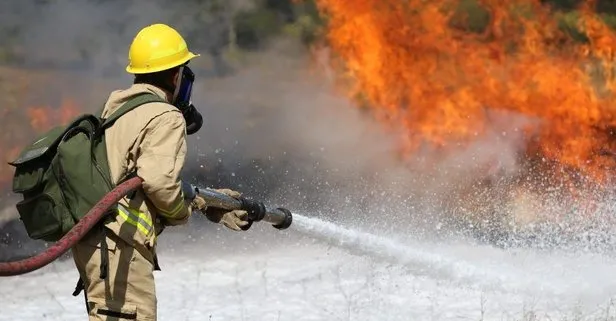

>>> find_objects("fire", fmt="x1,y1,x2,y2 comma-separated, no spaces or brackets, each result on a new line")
313,0,616,185
26,98,80,132
0,99,80,187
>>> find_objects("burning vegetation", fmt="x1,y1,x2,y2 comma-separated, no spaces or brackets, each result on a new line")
311,0,616,237
314,0,616,183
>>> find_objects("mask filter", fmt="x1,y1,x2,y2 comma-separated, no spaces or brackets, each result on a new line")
173,66,203,135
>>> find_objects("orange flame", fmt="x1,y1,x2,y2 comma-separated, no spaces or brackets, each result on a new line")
26,98,80,132
314,0,616,185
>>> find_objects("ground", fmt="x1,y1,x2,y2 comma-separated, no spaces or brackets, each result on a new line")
1,214,616,321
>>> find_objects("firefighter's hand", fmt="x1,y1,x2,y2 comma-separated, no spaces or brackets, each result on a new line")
204,207,251,231
190,194,208,212
193,188,252,231
211,188,242,199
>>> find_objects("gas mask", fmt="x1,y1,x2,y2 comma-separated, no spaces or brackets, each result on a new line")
172,65,203,135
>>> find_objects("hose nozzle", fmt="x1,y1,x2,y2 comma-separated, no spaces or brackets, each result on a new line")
194,188,293,230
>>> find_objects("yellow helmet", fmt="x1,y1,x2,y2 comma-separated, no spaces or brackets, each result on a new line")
126,23,200,74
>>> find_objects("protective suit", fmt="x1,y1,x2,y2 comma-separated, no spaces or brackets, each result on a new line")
70,23,247,321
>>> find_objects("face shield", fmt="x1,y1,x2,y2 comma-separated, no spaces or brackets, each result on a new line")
172,65,203,135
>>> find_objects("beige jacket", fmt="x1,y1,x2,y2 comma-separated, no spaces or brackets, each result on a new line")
100,83,192,264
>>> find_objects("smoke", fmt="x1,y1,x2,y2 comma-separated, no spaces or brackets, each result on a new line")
184,43,406,220
0,0,251,80
182,39,541,243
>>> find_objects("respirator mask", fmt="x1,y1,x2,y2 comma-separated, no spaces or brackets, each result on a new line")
172,65,203,135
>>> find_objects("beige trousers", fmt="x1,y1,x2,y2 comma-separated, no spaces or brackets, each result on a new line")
71,227,157,320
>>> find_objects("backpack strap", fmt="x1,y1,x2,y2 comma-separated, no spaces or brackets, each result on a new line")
101,93,167,129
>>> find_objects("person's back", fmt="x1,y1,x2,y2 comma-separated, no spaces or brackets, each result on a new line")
102,82,190,250
70,23,251,321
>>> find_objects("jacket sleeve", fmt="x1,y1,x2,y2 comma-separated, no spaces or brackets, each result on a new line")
136,109,192,226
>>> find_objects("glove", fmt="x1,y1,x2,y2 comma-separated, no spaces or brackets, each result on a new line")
190,193,207,212
192,188,252,231
204,207,251,231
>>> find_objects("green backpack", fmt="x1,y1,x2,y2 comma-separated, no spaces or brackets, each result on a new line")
8,93,165,242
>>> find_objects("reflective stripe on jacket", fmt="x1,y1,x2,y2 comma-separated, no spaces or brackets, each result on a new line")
117,203,154,237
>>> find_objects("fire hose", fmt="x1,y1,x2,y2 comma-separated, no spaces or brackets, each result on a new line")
0,176,293,277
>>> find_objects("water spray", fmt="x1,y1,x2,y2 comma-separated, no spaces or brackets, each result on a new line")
289,214,551,293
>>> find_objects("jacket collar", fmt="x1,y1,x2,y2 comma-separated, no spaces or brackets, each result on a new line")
101,83,174,119
130,83,171,103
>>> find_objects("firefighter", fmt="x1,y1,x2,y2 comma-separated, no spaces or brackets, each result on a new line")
71,23,250,320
